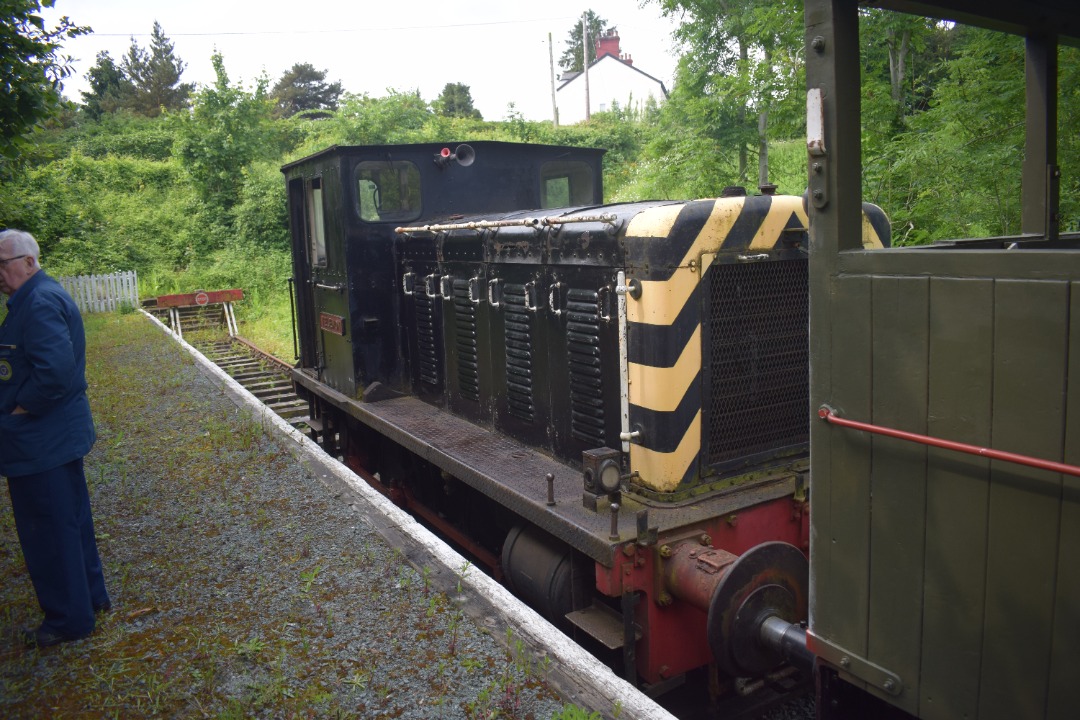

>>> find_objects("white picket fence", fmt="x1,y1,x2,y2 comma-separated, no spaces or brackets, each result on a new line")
57,271,140,313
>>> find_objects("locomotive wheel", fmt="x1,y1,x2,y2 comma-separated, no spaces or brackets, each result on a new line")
706,541,808,677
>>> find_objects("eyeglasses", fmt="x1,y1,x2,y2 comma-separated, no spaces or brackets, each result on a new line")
0,255,27,267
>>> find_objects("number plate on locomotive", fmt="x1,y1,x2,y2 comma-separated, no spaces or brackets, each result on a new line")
319,312,346,336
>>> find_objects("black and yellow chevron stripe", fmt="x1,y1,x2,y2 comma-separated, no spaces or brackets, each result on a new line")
623,194,889,494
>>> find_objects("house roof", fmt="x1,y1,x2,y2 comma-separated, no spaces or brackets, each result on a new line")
556,54,669,98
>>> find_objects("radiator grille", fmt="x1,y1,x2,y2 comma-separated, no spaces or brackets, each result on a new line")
414,292,440,386
566,288,605,445
503,284,535,421
452,279,480,401
706,259,808,465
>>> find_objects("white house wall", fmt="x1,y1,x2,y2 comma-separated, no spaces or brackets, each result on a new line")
557,57,665,125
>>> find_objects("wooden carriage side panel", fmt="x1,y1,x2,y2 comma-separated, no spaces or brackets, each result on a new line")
866,276,929,717
979,279,1069,719
811,275,874,655
1047,281,1080,718
919,277,994,720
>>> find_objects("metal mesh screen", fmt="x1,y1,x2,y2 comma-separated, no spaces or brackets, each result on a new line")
705,259,809,466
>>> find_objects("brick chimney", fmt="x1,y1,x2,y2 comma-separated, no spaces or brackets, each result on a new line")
595,28,631,65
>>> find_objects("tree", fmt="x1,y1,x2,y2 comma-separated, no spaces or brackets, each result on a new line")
270,63,342,118
559,10,608,73
120,21,193,117
0,0,88,159
81,52,127,120
172,53,275,221
434,83,482,120
651,0,804,184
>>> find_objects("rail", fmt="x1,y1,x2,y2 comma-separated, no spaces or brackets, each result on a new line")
817,406,1080,478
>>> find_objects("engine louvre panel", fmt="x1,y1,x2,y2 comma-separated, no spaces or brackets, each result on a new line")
503,283,536,422
414,291,441,386
452,279,480,402
565,288,606,446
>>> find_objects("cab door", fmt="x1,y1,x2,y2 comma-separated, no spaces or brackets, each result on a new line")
307,176,355,397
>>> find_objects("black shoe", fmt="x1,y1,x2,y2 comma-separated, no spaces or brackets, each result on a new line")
94,601,112,614
22,627,90,648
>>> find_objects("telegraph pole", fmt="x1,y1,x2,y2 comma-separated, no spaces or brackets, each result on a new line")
582,12,591,122
549,32,559,127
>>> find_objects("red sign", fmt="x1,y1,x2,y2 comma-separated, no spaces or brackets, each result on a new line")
320,312,346,336
156,289,244,308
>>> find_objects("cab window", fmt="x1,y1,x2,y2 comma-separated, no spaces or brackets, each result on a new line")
307,177,326,267
355,161,421,222
541,160,596,208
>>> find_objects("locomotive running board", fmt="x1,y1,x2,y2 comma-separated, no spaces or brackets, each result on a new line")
292,369,799,566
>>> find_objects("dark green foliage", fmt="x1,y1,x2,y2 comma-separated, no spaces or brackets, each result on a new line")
172,53,275,216
872,27,1027,242
435,83,482,120
118,21,193,117
73,112,175,160
649,0,804,185
559,10,608,73
270,63,343,119
81,52,126,120
0,0,88,160
1060,46,1080,233
233,162,290,251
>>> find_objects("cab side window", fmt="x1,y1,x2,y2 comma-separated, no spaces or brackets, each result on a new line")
355,161,422,223
541,161,596,208
307,177,327,267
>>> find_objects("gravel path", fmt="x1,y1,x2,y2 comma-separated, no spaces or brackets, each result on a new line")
0,313,579,719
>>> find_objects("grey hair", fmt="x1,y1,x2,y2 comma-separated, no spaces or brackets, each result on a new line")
0,229,41,267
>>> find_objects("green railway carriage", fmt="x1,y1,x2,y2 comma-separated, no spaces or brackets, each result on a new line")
804,1,1080,718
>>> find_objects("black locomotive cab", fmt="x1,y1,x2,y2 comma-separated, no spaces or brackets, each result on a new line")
283,142,605,400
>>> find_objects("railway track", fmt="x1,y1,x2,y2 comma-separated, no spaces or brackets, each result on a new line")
193,336,311,428
148,301,314,433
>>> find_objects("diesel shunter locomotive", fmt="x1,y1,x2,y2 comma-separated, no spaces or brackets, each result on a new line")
283,140,889,700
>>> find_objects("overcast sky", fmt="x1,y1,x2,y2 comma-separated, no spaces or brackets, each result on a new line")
42,0,683,122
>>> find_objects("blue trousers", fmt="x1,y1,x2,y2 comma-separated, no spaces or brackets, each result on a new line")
7,458,109,637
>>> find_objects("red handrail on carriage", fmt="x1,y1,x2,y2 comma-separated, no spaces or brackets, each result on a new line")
818,406,1080,478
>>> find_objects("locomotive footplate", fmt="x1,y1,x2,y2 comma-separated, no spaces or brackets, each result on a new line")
292,368,798,566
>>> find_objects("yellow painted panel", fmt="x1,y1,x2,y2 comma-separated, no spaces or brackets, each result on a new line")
625,203,686,239
628,326,702,412
749,196,809,249
629,412,701,493
627,266,700,325
862,212,886,248
675,198,746,266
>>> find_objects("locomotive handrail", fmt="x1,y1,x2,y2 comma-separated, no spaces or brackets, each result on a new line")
395,213,618,234
818,406,1080,478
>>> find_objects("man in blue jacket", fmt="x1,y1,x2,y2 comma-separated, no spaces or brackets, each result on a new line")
0,229,110,647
